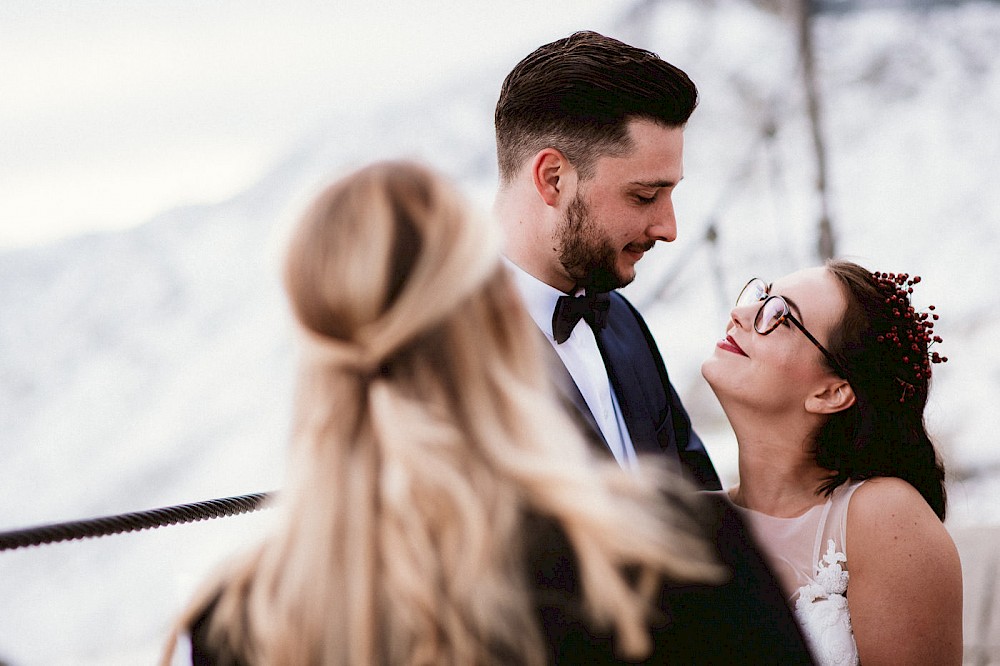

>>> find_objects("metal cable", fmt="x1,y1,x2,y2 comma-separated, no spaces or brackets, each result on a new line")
0,491,273,552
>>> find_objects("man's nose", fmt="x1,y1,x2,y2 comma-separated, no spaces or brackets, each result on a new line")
647,201,677,242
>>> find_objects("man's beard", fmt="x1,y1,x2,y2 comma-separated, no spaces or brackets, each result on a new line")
557,192,629,293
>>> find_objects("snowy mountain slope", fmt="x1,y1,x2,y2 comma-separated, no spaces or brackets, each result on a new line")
1,1,999,662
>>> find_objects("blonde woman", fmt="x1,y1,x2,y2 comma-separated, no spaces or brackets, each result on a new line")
164,161,811,665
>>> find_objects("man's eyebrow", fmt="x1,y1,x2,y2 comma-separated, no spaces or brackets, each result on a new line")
630,176,682,188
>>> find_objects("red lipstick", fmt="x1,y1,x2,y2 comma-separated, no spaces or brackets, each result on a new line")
717,334,748,357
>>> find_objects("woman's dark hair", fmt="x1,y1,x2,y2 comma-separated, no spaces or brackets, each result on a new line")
814,260,947,520
494,30,698,184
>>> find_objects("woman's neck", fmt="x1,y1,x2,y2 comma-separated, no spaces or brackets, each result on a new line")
729,417,831,518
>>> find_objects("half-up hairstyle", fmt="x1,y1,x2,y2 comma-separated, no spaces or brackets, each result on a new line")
165,161,723,665
814,260,947,520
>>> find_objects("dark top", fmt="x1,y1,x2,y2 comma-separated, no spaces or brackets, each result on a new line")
188,493,813,664
527,492,813,664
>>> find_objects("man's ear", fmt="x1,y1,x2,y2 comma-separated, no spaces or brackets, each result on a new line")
530,148,575,207
805,380,856,415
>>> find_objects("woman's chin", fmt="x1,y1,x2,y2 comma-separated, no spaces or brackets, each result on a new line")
700,360,739,408
700,356,724,387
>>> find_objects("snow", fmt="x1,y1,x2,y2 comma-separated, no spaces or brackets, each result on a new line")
1,1,998,662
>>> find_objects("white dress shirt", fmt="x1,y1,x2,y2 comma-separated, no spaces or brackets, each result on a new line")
505,259,638,470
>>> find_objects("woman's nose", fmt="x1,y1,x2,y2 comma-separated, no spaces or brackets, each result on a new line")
729,305,753,330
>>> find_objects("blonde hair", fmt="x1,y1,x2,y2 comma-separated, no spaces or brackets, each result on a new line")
165,161,724,665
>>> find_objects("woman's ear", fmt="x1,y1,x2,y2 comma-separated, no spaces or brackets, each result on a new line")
805,380,856,415
530,148,575,207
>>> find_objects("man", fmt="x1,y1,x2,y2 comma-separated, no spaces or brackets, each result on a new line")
494,30,719,489
492,32,816,664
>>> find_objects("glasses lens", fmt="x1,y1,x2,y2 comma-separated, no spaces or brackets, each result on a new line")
736,278,768,308
756,296,788,334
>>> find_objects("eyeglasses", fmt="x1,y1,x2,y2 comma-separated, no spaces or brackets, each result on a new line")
736,278,848,378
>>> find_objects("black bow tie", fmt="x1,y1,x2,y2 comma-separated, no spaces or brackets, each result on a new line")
552,291,611,344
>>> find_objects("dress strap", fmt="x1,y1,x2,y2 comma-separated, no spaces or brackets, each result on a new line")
811,495,835,575
810,481,868,573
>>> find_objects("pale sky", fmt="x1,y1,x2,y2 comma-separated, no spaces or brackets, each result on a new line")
0,0,618,249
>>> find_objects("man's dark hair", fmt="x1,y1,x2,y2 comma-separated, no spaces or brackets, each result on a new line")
494,30,698,184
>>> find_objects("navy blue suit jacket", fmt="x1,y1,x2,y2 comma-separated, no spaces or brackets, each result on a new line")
545,291,721,491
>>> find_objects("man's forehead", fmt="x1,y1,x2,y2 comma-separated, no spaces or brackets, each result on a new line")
597,124,684,173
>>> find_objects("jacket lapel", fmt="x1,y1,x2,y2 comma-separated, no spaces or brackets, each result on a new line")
595,314,668,458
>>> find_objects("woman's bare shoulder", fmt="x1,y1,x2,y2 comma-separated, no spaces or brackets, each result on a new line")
847,476,955,565
849,477,935,524
843,482,963,664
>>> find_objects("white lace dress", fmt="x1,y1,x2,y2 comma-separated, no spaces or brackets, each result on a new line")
732,481,866,666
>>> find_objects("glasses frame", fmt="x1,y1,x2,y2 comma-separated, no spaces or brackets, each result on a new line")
737,278,849,378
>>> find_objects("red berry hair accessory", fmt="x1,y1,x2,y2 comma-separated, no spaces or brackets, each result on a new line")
870,272,947,402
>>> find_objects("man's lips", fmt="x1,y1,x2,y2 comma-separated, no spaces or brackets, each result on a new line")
624,241,655,260
717,334,749,357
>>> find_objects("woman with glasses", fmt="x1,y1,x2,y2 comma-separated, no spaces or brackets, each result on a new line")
701,261,963,665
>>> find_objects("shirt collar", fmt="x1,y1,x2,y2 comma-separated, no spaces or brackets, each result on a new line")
504,258,570,341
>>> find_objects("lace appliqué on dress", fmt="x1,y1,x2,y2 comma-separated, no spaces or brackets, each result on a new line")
793,540,859,666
